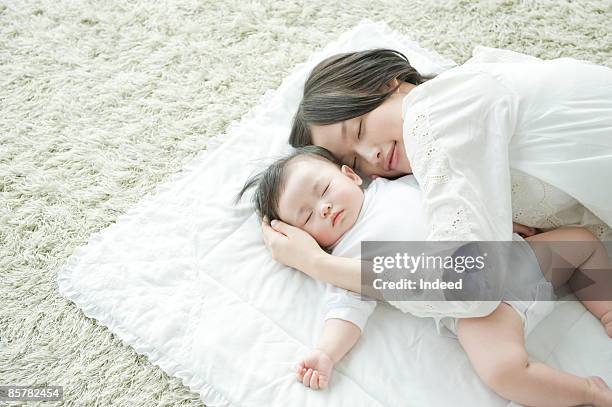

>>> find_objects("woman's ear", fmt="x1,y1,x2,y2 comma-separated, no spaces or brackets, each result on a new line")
381,78,400,92
341,165,362,186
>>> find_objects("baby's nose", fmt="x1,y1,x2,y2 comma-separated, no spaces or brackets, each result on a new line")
320,203,332,218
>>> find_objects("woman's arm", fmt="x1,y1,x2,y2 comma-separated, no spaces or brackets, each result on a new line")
261,217,362,293
307,251,362,293
402,70,518,242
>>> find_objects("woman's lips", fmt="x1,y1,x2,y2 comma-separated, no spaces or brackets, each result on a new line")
332,209,344,227
385,141,398,171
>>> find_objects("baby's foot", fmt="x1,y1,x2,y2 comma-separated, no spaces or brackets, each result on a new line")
600,310,612,338
587,376,612,407
601,310,612,338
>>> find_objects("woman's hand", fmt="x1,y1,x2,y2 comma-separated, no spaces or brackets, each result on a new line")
261,216,325,276
512,222,541,238
293,349,334,390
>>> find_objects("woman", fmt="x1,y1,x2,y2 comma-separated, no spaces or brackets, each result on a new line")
261,47,612,295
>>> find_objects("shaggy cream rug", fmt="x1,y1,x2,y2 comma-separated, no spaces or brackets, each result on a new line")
1,0,610,405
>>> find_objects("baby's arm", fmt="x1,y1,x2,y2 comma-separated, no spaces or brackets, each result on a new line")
295,285,374,390
295,319,361,390
315,318,361,363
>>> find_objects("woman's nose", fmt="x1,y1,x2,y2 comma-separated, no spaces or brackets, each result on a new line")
371,149,382,164
319,202,332,218
356,144,382,166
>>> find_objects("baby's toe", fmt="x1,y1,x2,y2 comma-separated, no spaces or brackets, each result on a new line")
600,311,612,338
587,376,612,407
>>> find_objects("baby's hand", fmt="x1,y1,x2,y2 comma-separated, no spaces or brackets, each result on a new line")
512,222,539,238
293,348,334,390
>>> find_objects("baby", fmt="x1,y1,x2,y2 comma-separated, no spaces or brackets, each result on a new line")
236,146,612,406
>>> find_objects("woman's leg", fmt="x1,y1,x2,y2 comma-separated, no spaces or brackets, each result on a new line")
525,227,612,336
457,303,612,406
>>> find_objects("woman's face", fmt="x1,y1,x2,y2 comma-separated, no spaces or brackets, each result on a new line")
309,83,414,179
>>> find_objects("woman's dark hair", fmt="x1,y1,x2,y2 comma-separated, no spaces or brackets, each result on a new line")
289,48,434,147
234,145,342,222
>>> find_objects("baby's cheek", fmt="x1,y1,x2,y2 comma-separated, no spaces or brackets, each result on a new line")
313,227,336,248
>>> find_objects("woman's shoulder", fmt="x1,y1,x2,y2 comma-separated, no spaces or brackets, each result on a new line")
418,65,511,98
402,66,515,120
464,46,543,65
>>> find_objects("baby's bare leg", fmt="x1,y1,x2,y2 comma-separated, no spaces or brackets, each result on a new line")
525,227,612,336
458,303,612,406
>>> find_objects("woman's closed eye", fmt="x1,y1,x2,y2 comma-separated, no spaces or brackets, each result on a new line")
351,120,362,169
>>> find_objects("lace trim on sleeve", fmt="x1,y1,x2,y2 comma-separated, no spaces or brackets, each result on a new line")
406,107,472,240
410,113,451,191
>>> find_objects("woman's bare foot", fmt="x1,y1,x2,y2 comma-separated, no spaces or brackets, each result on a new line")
601,310,612,338
587,376,612,407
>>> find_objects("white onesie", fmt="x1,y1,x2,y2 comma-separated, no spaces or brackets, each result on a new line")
324,175,554,336
324,175,426,331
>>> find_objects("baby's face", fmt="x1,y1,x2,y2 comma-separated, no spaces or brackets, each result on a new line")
277,157,365,248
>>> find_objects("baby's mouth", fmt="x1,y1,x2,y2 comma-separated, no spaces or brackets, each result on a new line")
332,209,344,227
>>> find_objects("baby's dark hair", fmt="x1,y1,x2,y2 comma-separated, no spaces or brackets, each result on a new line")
234,145,342,222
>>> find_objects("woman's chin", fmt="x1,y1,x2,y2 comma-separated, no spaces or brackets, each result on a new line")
395,160,412,175
386,172,409,180
379,168,409,179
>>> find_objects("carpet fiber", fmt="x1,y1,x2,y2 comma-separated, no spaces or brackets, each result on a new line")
1,0,611,405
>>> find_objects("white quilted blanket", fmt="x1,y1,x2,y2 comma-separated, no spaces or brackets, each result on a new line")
57,20,612,406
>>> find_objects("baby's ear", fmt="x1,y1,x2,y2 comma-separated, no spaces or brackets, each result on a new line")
341,165,362,186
